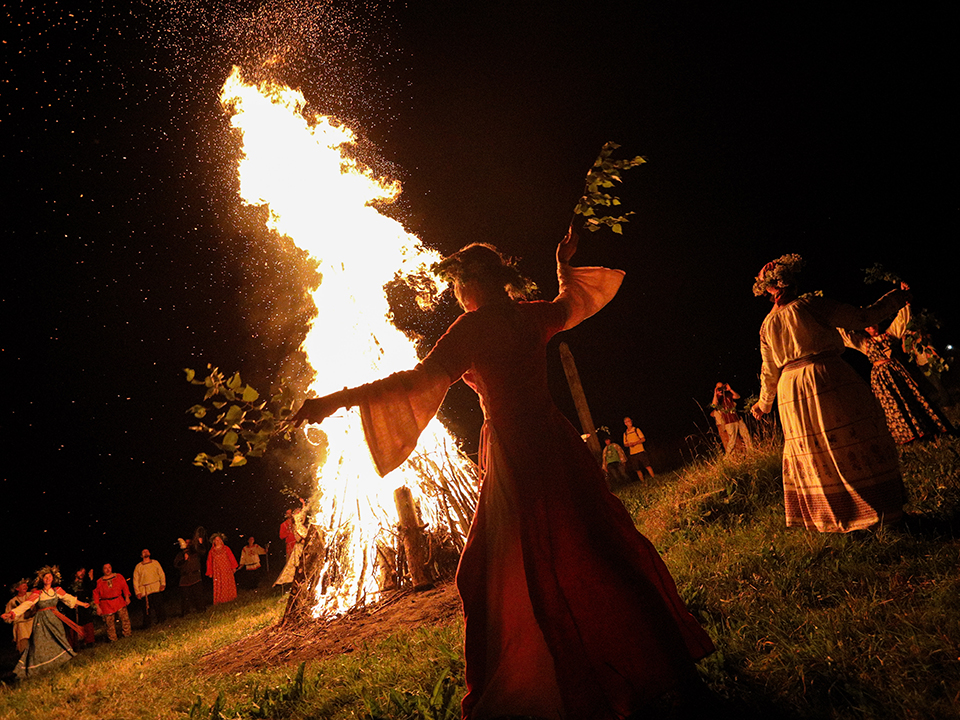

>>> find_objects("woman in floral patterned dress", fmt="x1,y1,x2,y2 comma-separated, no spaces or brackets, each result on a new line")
839,283,951,444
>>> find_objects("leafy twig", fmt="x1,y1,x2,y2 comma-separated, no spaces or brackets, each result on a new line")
185,365,297,472
573,142,646,235
863,263,902,285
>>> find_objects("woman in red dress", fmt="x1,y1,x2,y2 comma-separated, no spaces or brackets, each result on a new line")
206,533,238,605
295,227,714,719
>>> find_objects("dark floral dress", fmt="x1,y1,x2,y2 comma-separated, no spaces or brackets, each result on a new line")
846,331,950,444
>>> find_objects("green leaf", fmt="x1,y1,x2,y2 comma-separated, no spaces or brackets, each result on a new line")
242,385,260,402
230,454,247,467
612,223,623,234
224,405,244,426
184,368,196,382
227,372,243,391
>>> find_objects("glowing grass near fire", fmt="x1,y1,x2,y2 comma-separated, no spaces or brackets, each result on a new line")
219,67,477,617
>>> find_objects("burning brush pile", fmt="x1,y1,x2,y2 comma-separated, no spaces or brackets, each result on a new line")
204,67,480,623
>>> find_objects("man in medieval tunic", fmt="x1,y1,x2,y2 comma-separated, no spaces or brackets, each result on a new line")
93,564,131,641
132,549,166,628
4,579,35,653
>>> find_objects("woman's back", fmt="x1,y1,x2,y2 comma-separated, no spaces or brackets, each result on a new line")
429,300,565,421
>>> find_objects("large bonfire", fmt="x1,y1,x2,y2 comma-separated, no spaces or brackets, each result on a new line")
219,67,477,619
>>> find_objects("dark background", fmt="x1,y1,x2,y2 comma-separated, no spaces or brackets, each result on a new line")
3,2,955,587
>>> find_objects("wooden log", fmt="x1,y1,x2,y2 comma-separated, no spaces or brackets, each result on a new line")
559,341,602,463
393,486,434,590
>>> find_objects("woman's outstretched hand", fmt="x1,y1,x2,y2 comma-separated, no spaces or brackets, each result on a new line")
293,396,338,427
750,402,767,421
557,222,579,265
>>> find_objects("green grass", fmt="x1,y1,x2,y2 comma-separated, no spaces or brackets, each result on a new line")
3,425,959,719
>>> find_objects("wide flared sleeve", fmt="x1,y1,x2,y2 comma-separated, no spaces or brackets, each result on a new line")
837,327,870,355
358,360,454,477
885,303,911,339
555,262,625,331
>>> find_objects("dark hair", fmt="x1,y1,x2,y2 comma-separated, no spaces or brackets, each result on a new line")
432,243,537,300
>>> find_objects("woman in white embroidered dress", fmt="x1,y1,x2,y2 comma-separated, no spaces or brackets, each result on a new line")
750,254,910,532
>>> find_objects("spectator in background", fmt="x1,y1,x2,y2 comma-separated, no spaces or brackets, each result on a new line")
67,567,96,648
622,417,655,479
174,538,205,616
710,383,754,456
238,536,267,590
279,509,296,558
601,437,629,487
133,549,166,628
206,533,238,605
4,579,35,654
274,502,309,588
93,563,132,641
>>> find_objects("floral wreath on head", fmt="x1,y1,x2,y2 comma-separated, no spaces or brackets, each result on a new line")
34,565,61,588
753,254,805,297
210,532,227,544
10,578,31,594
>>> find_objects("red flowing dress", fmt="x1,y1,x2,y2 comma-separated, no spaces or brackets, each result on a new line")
206,544,238,604
355,265,714,719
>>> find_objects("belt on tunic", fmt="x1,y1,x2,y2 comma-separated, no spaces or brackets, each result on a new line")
38,606,84,635
783,350,838,372
872,358,893,366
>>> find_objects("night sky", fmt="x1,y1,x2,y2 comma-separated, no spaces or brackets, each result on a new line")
3,2,955,586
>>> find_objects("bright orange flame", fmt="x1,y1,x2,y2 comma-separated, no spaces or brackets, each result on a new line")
220,67,474,616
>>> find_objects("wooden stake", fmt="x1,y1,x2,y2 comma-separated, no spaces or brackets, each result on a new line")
393,486,434,590
559,341,602,463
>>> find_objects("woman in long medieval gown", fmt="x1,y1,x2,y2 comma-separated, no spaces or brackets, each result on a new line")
750,255,910,532
206,533,238,605
839,282,951,444
294,227,714,719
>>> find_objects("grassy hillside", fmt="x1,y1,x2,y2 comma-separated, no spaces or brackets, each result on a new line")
2,427,958,719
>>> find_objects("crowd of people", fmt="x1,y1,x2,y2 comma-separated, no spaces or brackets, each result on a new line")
2,524,281,680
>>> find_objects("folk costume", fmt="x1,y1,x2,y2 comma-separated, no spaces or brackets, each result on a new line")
840,304,951,444
274,508,308,587
337,262,714,718
4,589,35,653
93,572,132,641
710,385,753,455
133,558,166,627
279,517,296,557
174,546,205,615
757,293,907,532
238,542,267,589
9,587,83,678
206,539,238,604
66,571,96,647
